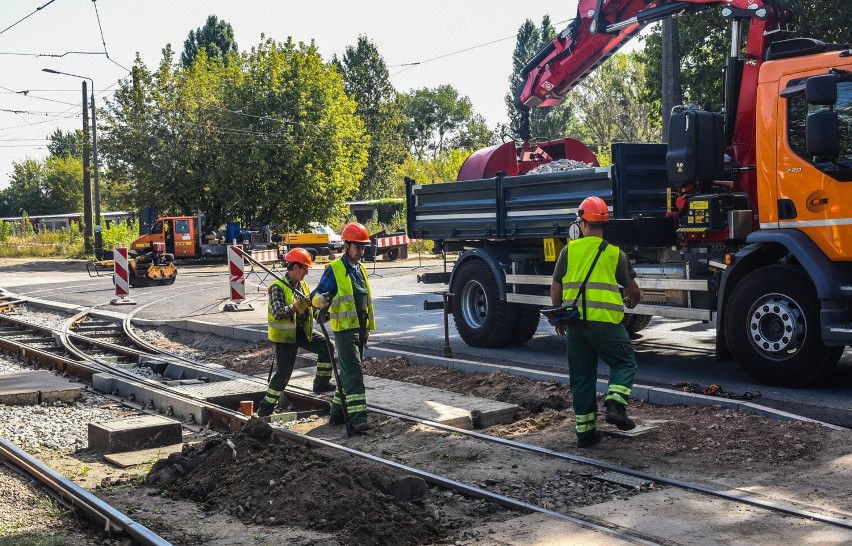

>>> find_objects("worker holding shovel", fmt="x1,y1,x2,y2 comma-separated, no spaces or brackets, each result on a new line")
312,222,375,433
257,248,334,418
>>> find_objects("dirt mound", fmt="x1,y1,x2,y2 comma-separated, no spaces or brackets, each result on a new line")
364,357,570,417
146,418,502,546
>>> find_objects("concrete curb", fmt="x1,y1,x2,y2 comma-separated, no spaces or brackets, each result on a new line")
11,291,844,431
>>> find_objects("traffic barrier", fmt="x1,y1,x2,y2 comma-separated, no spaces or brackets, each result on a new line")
375,235,418,247
250,249,279,264
110,247,136,305
223,246,254,311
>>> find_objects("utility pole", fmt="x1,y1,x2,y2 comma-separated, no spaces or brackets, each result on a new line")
90,91,102,258
661,18,682,143
81,81,94,254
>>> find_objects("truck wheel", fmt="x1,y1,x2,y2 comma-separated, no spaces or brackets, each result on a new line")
160,275,176,285
506,304,540,346
384,248,400,261
451,259,513,347
623,314,652,336
724,264,843,386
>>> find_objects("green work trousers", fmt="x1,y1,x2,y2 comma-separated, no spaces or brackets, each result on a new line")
565,321,637,440
329,325,368,426
259,328,330,412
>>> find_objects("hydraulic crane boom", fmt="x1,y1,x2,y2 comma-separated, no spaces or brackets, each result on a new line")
458,0,792,182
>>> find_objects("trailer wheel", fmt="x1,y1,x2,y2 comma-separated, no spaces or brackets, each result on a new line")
724,265,842,386
451,259,513,347
383,247,400,261
506,304,540,346
623,314,652,336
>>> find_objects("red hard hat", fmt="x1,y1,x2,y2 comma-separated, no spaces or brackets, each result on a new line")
284,248,313,268
578,196,609,223
341,222,370,243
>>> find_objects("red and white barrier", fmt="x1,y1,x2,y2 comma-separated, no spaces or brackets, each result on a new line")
228,245,246,302
110,247,136,305
250,249,278,264
114,247,130,296
376,235,418,248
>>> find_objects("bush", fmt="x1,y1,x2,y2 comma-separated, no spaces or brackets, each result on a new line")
0,221,9,242
100,219,140,251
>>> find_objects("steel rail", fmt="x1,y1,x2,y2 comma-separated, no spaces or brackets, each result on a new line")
3,305,664,545
115,308,852,530
0,435,172,545
9,294,850,539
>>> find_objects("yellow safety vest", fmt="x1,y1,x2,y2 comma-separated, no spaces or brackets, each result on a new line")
561,237,624,324
267,278,312,343
329,259,375,332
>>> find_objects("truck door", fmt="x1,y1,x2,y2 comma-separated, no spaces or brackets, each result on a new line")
778,75,852,261
164,219,175,255
172,218,194,258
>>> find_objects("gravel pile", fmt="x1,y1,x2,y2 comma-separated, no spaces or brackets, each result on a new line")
485,470,650,510
6,307,71,331
528,158,593,174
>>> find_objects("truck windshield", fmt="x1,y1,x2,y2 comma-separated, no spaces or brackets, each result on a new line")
151,221,163,234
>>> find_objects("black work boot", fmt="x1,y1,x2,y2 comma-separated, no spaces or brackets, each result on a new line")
256,404,273,418
576,430,602,448
605,401,636,431
312,382,336,394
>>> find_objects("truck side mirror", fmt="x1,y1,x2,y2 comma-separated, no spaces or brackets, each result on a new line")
806,74,837,105
806,110,839,159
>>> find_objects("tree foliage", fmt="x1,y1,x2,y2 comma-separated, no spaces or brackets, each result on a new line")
0,155,84,217
569,52,660,149
101,37,368,229
641,2,852,126
181,15,238,67
400,85,475,159
334,36,408,200
504,16,575,141
47,129,84,160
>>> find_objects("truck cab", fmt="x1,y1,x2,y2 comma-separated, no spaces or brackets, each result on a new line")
131,216,201,259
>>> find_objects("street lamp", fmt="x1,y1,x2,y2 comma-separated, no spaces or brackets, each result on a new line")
42,68,102,256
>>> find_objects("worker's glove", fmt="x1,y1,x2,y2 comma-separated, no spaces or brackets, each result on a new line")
312,292,331,310
291,297,310,315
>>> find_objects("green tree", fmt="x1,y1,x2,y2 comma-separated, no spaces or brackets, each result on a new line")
41,155,84,214
401,85,473,159
2,159,44,216
505,16,575,141
641,2,852,127
452,114,496,150
181,15,238,67
47,129,84,160
334,36,408,200
569,52,660,151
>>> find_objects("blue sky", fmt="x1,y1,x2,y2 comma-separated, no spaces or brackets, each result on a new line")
0,0,591,188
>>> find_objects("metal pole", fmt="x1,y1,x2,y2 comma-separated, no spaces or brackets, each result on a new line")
90,86,102,258
661,18,682,142
81,81,93,254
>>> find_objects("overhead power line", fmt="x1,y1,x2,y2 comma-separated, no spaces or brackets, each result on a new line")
0,0,58,38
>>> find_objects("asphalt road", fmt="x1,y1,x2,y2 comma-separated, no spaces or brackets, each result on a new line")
3,257,851,427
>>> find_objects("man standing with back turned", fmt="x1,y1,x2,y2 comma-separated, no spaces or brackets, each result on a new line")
551,196,642,448
311,222,375,433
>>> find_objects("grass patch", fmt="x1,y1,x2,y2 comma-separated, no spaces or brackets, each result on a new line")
0,532,68,546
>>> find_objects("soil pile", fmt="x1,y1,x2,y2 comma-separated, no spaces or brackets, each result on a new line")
146,418,506,546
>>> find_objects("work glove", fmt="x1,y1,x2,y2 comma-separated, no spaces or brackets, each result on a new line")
291,297,310,315
312,292,331,310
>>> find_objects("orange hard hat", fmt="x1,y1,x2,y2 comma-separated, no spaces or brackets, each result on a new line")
284,247,313,268
577,196,609,223
341,222,370,243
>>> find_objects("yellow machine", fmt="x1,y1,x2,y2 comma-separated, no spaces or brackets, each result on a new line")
87,242,177,287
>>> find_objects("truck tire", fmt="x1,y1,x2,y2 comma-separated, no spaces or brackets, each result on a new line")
506,304,540,346
451,259,513,347
724,264,843,386
623,314,652,336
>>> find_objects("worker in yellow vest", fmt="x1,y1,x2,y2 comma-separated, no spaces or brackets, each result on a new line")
550,196,642,447
258,248,333,417
311,222,375,433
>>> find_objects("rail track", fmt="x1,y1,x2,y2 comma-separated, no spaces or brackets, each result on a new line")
2,293,851,544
